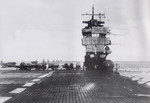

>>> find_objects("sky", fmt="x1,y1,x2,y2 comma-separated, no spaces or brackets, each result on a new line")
0,0,150,61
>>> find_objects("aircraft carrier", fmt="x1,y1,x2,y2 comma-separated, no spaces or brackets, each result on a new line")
0,7,150,103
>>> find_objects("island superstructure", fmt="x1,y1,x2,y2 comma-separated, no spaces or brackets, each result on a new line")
82,7,114,71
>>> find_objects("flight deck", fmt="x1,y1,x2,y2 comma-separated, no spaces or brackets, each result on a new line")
1,70,150,103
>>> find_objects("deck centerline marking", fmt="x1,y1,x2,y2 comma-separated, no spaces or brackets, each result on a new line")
38,71,53,78
9,88,26,93
23,83,35,87
0,97,12,103
38,73,49,78
47,72,53,77
134,94,150,97
32,79,40,82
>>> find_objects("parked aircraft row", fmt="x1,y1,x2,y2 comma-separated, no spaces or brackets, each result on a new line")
0,61,82,71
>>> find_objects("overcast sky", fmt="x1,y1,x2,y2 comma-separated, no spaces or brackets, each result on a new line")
0,0,150,61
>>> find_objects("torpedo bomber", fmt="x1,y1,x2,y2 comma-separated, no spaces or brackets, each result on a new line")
82,7,114,72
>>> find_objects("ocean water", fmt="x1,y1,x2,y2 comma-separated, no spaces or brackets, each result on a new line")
116,61,150,87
